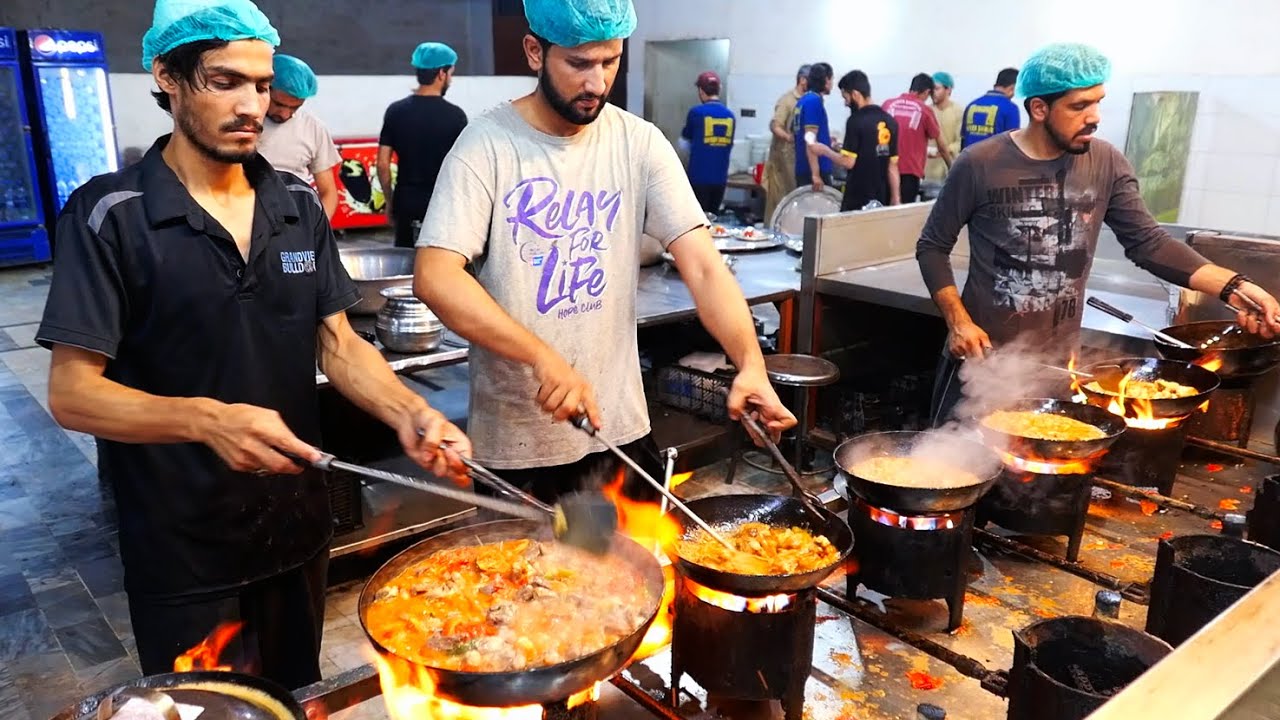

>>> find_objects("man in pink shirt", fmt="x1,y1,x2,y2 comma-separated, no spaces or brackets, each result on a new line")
883,73,953,203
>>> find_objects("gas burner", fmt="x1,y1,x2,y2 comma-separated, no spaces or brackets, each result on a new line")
998,451,1101,477
671,576,816,720
1246,474,1280,551
1186,376,1259,447
858,498,968,531
848,498,976,631
979,465,1095,563
1098,423,1188,497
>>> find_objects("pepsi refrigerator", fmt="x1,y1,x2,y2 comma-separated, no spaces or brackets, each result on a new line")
6,28,119,265
0,28,49,265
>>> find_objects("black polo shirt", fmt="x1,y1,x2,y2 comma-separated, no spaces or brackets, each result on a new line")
840,105,899,212
37,135,359,599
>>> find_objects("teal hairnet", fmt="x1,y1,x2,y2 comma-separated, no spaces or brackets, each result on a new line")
1017,43,1112,98
141,0,279,70
272,54,318,99
931,71,954,89
411,42,458,70
523,0,637,47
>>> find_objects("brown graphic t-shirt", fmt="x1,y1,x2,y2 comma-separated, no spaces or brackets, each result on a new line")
916,134,1208,357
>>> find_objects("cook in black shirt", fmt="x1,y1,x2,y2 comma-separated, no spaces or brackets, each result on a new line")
377,42,469,248
37,5,471,689
811,71,902,211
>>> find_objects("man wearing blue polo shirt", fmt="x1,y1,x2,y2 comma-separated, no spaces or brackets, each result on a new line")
681,71,736,213
961,67,1021,148
793,62,834,191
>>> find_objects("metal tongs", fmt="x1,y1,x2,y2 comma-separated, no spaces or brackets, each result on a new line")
737,414,829,524
293,447,618,554
1204,289,1272,349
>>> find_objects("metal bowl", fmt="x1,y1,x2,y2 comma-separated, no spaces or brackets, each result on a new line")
339,247,416,315
375,286,444,354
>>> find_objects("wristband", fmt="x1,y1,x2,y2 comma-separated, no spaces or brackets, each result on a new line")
1220,274,1250,303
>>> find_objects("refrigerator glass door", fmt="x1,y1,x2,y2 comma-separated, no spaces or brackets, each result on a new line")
0,63,41,226
34,63,117,213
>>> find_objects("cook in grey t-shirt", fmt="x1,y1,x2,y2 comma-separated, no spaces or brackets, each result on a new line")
916,133,1209,359
418,102,708,469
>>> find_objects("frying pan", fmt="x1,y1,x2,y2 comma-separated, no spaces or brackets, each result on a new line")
1076,357,1220,420
976,398,1126,461
358,519,664,707
51,671,305,720
833,431,1004,513
1153,320,1280,378
672,494,853,596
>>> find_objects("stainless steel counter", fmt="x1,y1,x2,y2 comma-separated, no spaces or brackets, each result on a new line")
318,249,802,387
813,255,1172,352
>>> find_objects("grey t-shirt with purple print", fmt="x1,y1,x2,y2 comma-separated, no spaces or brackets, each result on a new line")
418,102,708,469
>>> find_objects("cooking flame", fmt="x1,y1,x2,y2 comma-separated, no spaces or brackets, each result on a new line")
1197,352,1224,374
602,471,680,660
374,652,600,719
686,577,793,613
999,451,1098,476
174,621,243,672
1104,372,1182,430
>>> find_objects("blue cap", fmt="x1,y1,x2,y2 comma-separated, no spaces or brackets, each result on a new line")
523,0,637,48
141,0,279,71
411,42,458,70
1017,43,1112,98
272,54,317,100
932,71,954,89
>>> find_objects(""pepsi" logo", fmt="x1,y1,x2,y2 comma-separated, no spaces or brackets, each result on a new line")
32,34,99,55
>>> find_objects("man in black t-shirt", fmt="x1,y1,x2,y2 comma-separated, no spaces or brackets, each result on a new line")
37,1,471,689
378,42,469,248
810,70,900,211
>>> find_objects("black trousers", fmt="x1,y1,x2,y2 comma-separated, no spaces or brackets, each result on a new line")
691,184,727,214
476,435,665,507
391,190,432,248
129,545,329,690
900,174,922,204
929,349,965,428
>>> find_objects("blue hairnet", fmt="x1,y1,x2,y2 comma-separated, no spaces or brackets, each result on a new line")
411,42,458,70
932,71,954,89
524,0,637,48
1017,43,1112,98
141,0,279,70
272,54,318,99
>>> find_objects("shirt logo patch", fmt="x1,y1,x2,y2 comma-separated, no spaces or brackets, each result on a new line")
280,250,317,275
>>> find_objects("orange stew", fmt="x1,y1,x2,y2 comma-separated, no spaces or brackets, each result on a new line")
366,539,653,672
678,522,839,575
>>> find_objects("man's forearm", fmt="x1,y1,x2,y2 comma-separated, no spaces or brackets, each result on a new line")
806,144,821,179
49,359,215,445
416,259,553,368
318,185,338,220
770,121,791,143
678,252,766,373
318,328,426,427
1188,264,1248,297
932,285,975,330
888,162,901,205
376,163,393,214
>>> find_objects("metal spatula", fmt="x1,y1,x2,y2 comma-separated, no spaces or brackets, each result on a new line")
294,451,618,554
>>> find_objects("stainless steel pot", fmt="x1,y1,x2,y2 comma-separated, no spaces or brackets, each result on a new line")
338,247,416,315
375,286,444,353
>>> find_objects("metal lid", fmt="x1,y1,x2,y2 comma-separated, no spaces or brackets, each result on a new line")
764,353,841,386
769,186,842,240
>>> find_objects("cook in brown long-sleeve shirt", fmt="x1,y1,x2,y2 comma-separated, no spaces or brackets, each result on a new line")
916,42,1280,425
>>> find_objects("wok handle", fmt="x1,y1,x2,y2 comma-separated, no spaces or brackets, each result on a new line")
1086,296,1133,323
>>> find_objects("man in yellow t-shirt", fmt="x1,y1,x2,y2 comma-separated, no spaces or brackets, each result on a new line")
925,71,962,182
764,64,810,221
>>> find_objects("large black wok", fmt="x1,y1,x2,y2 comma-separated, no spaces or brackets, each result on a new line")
977,398,1126,461
1077,357,1220,419
1153,320,1280,378
672,494,853,596
834,431,1004,514
358,519,664,707
52,671,305,720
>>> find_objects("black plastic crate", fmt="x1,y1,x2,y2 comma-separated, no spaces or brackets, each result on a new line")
326,469,364,535
653,365,734,423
